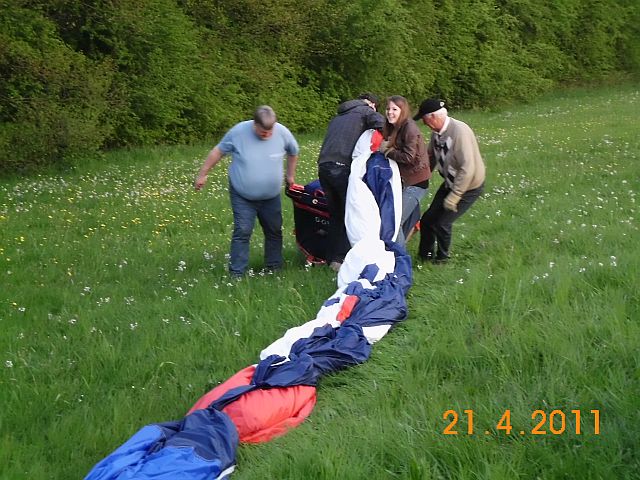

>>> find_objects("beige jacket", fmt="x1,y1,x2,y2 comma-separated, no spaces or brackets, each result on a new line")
428,117,485,195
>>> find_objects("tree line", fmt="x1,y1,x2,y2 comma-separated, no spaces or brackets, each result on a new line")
1,0,638,173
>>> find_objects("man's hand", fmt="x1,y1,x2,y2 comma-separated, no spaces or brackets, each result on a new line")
194,175,207,191
286,175,295,188
194,147,223,191
444,191,461,212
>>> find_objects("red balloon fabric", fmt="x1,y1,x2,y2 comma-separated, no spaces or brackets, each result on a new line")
188,366,317,443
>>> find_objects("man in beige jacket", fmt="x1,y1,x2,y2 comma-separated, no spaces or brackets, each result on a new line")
414,98,485,263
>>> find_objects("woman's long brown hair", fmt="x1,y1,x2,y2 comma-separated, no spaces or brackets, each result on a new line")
382,95,412,148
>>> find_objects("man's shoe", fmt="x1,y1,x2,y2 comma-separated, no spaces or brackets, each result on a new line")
433,255,449,264
418,252,434,262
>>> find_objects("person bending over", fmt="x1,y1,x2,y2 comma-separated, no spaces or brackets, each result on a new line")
195,106,299,277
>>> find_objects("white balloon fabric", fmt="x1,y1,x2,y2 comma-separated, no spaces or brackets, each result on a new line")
345,130,402,247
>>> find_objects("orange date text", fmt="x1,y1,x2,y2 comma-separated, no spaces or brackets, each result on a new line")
442,409,601,436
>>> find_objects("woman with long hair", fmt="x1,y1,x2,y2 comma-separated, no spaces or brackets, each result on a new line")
381,95,431,244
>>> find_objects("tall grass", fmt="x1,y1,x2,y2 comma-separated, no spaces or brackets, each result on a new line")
1,84,638,479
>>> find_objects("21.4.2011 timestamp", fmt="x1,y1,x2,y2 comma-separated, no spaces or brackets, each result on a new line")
442,409,601,436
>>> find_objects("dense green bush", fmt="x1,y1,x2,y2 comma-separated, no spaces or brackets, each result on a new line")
0,0,638,173
0,4,115,172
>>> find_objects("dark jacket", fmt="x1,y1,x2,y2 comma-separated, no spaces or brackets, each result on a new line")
318,100,385,167
386,119,431,186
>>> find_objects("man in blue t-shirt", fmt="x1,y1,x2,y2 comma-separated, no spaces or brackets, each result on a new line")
194,106,299,277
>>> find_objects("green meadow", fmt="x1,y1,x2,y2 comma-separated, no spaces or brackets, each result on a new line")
1,84,638,479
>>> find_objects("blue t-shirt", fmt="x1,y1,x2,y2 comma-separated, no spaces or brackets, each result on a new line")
217,121,299,200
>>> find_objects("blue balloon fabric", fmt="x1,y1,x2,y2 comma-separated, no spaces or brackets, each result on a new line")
85,150,413,479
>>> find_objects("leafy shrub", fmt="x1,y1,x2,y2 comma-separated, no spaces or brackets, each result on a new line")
0,5,114,173
0,0,638,173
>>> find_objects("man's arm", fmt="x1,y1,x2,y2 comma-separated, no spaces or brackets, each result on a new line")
450,130,477,197
285,154,298,186
444,128,478,212
194,146,224,191
366,111,385,131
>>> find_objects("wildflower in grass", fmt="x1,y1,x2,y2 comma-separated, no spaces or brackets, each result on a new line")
130,322,138,330
69,318,77,325
96,297,111,306
5,360,13,368
610,256,618,266
177,260,186,271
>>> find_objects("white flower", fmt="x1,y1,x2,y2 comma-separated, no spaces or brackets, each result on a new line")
5,360,13,368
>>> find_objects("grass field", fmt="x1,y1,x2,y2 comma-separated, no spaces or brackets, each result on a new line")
1,84,639,479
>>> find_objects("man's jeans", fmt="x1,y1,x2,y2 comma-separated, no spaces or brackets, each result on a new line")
229,184,283,275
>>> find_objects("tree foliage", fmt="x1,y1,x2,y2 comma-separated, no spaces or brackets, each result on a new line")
1,0,638,173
